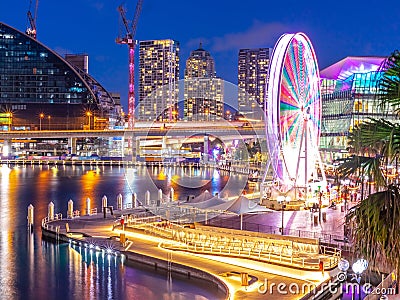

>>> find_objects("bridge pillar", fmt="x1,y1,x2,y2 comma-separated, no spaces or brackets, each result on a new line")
132,137,140,162
68,137,77,154
1,139,12,158
203,135,209,162
120,136,125,158
162,136,169,158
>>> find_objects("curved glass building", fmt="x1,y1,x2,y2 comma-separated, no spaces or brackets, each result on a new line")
319,56,397,160
0,22,120,131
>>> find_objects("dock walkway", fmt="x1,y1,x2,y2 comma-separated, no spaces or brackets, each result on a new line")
42,209,339,300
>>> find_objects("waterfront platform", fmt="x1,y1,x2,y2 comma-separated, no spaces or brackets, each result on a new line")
41,208,340,300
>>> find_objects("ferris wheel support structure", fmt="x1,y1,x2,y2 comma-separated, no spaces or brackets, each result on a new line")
262,32,327,203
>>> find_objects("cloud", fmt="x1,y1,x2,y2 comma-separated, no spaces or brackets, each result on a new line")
210,21,290,52
91,1,105,11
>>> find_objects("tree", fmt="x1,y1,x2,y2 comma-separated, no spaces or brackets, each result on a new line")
338,51,400,287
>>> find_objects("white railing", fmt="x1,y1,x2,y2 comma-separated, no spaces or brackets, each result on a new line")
123,203,134,209
129,215,162,226
133,220,341,271
41,213,63,230
159,238,339,271
67,210,80,218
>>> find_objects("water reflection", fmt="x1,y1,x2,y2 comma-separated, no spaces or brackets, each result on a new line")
124,165,249,203
0,164,229,299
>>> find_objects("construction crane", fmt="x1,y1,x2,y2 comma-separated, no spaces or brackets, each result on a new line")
26,0,39,39
116,0,143,129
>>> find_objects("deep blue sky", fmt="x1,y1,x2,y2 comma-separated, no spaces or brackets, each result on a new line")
2,0,400,110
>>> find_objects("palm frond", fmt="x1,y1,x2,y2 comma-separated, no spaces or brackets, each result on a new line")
376,50,400,114
346,185,400,272
337,155,386,188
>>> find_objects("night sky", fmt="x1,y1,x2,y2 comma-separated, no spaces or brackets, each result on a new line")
2,0,400,110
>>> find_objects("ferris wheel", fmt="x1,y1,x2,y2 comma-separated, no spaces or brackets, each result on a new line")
265,32,325,192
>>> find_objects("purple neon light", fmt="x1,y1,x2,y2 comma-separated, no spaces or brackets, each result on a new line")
320,56,385,80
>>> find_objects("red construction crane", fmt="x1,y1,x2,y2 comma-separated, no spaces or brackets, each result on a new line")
116,0,143,129
26,0,39,39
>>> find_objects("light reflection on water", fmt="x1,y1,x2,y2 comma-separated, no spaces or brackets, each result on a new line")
125,164,249,202
0,164,238,299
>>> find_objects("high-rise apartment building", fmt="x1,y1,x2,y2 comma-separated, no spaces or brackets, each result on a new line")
184,43,216,78
238,48,271,114
138,39,179,121
184,44,223,121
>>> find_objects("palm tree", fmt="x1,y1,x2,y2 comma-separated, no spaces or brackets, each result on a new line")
337,51,400,289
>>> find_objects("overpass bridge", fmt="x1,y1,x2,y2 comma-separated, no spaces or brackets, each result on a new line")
0,125,265,139
0,122,266,158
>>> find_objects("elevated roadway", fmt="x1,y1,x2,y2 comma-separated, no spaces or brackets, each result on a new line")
0,123,265,140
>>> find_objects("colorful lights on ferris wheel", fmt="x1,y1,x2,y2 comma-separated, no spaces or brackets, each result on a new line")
265,32,324,188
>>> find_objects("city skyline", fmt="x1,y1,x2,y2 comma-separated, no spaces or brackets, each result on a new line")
2,0,400,110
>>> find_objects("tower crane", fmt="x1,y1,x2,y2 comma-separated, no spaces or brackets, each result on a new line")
26,0,39,39
116,0,143,129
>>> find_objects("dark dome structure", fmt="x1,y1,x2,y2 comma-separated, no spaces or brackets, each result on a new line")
0,22,120,130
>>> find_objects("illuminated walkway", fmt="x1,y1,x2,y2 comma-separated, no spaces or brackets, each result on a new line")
42,209,339,300
131,219,340,271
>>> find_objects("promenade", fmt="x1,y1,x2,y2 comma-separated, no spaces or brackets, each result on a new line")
212,204,348,244
41,206,341,300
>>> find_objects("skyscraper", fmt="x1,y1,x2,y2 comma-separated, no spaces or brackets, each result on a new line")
238,48,271,114
184,44,223,121
138,39,180,121
184,43,216,78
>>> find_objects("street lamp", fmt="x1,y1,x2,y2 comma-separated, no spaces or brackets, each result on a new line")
39,113,44,131
226,110,231,120
86,111,92,130
6,112,12,131
277,195,290,235
338,258,350,274
318,185,322,222
47,115,51,130
352,259,368,300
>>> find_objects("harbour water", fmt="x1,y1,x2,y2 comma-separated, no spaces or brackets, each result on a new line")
0,163,249,299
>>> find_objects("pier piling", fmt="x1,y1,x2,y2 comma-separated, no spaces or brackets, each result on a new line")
27,204,34,232
86,197,91,215
157,189,162,206
117,193,123,210
48,201,54,220
145,191,150,206
102,195,108,212
67,199,74,219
